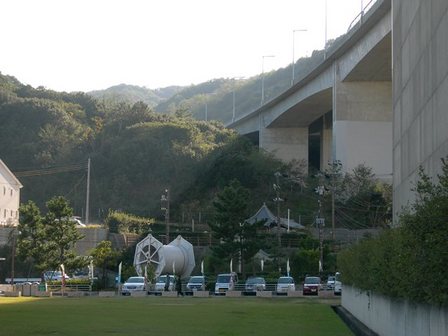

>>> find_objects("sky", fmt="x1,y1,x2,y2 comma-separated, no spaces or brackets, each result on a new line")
1,0,369,92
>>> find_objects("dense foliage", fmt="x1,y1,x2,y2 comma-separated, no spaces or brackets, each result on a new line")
104,210,153,234
338,158,448,305
210,180,265,276
17,196,86,273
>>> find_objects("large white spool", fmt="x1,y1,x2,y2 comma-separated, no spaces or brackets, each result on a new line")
133,234,195,279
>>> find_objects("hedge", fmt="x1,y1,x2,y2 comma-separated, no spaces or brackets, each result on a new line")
338,159,448,306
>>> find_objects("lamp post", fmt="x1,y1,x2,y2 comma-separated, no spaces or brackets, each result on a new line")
231,77,245,123
324,0,328,59
261,55,275,105
291,29,307,86
360,0,364,23
161,189,170,244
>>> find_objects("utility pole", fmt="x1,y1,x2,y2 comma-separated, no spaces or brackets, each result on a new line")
273,172,283,247
315,184,325,274
161,189,170,244
85,157,91,225
10,230,16,286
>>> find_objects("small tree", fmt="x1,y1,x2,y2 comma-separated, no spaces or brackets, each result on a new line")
17,201,47,270
210,179,262,276
17,196,85,275
89,240,119,288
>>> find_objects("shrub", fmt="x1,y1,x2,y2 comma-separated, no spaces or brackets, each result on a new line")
338,158,448,305
105,210,153,234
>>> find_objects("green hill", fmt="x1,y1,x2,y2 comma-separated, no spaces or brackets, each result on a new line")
88,83,183,107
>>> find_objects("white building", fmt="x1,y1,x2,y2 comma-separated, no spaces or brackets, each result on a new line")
0,159,23,226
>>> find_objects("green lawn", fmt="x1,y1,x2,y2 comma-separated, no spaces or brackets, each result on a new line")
0,296,353,336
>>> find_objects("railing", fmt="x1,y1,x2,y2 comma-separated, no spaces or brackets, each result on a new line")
347,0,378,32
46,283,92,292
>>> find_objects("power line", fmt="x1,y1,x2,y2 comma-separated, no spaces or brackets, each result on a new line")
13,163,87,178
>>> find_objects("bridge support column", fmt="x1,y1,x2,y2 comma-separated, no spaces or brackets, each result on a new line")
260,127,308,166
321,112,333,169
333,81,392,176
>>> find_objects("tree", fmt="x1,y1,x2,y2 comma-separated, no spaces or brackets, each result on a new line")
17,196,85,275
89,240,119,288
210,179,263,276
17,201,47,270
44,196,85,271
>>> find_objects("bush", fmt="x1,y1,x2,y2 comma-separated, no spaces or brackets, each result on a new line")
338,158,448,305
105,210,154,234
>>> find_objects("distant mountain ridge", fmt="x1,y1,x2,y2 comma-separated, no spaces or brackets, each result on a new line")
87,34,347,125
88,83,183,107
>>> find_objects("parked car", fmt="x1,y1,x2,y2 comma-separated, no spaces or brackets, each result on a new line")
214,272,238,295
276,276,295,294
121,276,147,295
334,272,342,296
245,276,266,292
154,275,175,291
326,275,336,290
43,271,69,282
303,276,321,295
186,275,206,291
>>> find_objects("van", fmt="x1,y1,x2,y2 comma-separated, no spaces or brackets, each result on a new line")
214,272,238,295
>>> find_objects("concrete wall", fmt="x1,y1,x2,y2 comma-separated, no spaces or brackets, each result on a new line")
260,127,308,165
0,227,109,256
333,81,392,176
342,285,448,336
393,0,448,220
75,228,109,255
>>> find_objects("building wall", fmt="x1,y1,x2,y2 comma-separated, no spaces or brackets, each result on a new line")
342,285,448,336
0,166,21,226
393,0,448,220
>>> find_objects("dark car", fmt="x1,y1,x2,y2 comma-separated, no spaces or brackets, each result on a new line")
186,275,206,291
303,276,321,295
245,277,266,292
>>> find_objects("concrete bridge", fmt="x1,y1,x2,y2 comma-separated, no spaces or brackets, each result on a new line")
229,0,392,176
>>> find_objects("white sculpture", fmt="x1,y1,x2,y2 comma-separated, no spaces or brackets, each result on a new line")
133,234,195,279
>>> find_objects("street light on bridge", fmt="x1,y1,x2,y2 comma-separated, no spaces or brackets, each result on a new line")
291,29,307,86
261,55,275,106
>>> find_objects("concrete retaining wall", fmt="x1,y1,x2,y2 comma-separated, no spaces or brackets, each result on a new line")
342,285,448,336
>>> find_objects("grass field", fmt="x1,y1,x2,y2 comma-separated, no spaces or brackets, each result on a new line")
0,296,353,336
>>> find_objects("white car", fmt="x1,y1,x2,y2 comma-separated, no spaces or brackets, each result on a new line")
214,273,238,295
43,271,70,281
154,275,175,291
121,276,147,295
276,276,295,294
334,272,342,296
326,276,336,290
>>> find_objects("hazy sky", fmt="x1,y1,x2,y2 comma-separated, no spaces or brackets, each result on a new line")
1,0,368,92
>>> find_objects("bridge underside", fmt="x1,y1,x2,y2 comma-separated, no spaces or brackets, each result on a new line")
235,2,392,176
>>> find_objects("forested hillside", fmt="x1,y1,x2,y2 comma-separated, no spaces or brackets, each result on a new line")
0,72,292,224
88,84,183,107
89,49,329,125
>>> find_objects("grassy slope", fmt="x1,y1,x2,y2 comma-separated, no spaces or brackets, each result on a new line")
0,297,352,336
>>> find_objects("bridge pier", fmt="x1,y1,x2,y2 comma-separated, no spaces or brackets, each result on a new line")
333,81,392,176
260,127,308,167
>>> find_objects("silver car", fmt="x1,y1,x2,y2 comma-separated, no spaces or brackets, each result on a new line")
245,277,266,292
154,275,175,291
276,276,295,294
121,276,146,295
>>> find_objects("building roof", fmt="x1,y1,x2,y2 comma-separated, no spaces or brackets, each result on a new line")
0,159,23,188
246,203,305,230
